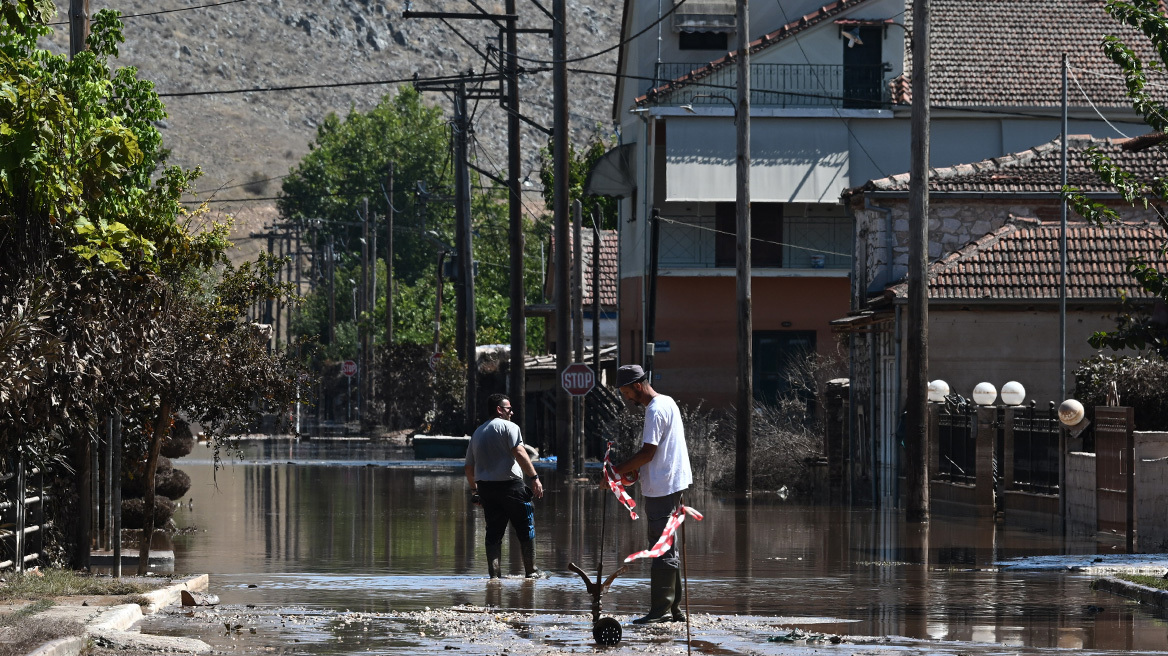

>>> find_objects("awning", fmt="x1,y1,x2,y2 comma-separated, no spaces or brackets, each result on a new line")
672,0,736,33
584,143,636,198
665,117,850,203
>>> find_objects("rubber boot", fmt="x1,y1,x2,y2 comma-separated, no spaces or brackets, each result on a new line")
519,541,547,579
486,543,502,579
631,568,676,624
670,569,685,622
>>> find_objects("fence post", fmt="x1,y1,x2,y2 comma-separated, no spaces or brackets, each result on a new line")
14,448,24,573
1003,406,1016,497
976,406,996,516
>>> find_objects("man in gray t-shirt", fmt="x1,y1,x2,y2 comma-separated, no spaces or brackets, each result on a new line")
465,393,546,578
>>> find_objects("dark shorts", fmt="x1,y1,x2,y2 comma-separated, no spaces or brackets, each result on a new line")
644,490,685,570
477,479,535,545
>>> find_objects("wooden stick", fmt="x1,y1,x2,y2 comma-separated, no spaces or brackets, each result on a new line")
681,496,691,656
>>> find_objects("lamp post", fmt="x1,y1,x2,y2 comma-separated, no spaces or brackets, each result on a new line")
683,83,752,497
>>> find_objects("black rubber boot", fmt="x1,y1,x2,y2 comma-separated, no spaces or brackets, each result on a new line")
486,543,502,579
631,568,676,624
520,541,547,579
670,569,685,622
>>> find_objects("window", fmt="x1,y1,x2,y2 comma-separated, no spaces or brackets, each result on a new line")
842,26,884,109
714,202,783,268
679,31,728,50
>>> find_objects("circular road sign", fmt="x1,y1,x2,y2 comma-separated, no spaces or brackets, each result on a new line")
342,360,358,377
429,352,442,371
561,362,595,396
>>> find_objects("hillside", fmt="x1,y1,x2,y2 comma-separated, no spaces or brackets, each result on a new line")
41,0,623,261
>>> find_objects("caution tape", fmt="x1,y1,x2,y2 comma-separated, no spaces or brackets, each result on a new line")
623,505,703,562
603,442,638,520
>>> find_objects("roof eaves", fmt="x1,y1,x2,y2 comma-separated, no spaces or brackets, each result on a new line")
633,0,874,106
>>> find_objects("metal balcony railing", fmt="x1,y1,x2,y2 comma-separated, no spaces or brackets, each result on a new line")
653,62,890,109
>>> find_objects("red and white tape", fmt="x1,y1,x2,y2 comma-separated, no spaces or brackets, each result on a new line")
603,443,639,520
623,505,704,562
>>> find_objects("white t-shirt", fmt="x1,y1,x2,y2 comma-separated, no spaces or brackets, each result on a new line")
639,394,692,498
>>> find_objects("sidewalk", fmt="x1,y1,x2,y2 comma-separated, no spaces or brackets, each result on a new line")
19,574,212,656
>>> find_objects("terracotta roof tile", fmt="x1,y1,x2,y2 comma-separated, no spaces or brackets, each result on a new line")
547,230,619,307
887,219,1168,301
854,135,1165,195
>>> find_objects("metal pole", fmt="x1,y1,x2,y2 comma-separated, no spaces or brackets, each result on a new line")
553,0,573,473
573,200,585,473
387,165,395,347
505,3,527,428
646,209,660,376
592,215,602,383
328,235,336,346
1060,53,1068,404
905,0,931,522
733,0,753,496
112,411,122,577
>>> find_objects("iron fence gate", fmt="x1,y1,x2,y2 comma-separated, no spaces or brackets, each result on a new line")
1011,402,1060,494
937,398,976,485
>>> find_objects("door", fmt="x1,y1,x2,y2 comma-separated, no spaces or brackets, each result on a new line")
753,330,816,407
1095,406,1134,535
842,26,883,109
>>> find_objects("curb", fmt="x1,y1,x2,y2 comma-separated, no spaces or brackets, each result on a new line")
1094,576,1168,611
20,574,212,656
23,637,87,656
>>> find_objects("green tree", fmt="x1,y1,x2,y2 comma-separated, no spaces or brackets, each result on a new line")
538,132,619,230
1066,0,1168,357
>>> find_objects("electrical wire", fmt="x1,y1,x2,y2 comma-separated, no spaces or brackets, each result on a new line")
157,71,493,97
49,0,250,25
1068,68,1130,139
500,0,689,66
657,215,852,258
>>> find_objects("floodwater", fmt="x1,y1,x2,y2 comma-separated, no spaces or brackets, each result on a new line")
143,437,1168,654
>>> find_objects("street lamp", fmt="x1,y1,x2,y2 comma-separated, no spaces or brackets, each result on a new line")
927,379,949,403
1000,381,1026,406
972,382,997,406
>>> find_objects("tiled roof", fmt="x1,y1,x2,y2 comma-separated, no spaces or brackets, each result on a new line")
635,0,1164,109
547,229,619,307
886,218,1168,301
852,135,1165,195
911,0,1165,108
634,0,873,106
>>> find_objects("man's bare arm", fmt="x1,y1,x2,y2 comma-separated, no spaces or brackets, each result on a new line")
512,444,545,499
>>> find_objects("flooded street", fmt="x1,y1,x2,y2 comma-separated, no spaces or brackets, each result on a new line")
139,437,1168,654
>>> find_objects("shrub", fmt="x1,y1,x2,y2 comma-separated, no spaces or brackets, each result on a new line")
374,343,466,434
1074,355,1168,430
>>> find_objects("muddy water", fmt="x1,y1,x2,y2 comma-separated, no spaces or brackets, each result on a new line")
156,438,1168,652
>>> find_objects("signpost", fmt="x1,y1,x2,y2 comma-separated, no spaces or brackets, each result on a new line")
429,352,442,371
561,362,595,397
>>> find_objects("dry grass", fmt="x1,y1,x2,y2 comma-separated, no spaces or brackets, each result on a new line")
0,599,82,656
0,569,152,601
1117,573,1168,590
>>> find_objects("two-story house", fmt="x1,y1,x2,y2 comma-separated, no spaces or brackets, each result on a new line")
609,0,1147,411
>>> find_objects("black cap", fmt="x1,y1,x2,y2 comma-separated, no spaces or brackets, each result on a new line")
615,364,647,388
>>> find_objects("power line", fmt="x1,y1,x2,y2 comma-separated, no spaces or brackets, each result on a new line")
49,0,250,25
500,0,689,66
157,71,492,97
657,215,852,258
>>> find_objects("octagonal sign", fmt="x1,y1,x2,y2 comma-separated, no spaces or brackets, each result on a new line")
561,362,595,396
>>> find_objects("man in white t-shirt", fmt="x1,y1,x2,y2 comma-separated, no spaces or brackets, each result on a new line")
608,364,692,624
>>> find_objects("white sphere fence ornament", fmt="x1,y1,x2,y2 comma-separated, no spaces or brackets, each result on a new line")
1000,381,1026,406
1059,399,1086,426
927,379,950,403
972,382,998,406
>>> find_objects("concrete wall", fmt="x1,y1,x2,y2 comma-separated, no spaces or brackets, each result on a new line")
1136,431,1168,552
1066,452,1097,537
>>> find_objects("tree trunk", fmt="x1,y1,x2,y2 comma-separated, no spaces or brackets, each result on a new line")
137,396,172,575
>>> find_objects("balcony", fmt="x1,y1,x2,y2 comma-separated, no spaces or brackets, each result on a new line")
653,62,890,109
658,214,851,270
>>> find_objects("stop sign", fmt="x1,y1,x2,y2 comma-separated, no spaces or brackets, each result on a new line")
561,362,595,396
342,360,358,377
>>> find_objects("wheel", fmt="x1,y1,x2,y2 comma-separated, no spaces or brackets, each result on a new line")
593,617,622,645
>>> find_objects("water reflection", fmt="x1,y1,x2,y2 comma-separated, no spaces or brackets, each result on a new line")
165,438,1168,650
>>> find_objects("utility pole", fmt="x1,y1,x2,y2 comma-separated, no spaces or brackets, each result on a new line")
387,164,395,347
69,0,89,59
591,215,601,400
506,0,527,429
453,79,477,429
573,200,585,472
553,0,573,475
733,0,753,496
905,0,931,522
360,197,370,424
328,235,336,346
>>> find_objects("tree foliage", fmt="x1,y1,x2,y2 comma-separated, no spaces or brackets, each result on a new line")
538,132,619,230
1066,0,1168,357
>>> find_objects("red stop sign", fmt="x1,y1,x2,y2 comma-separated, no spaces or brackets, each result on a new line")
342,360,358,377
561,362,595,396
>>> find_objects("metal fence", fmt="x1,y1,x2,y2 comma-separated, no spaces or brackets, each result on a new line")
1010,402,1061,495
937,397,976,485
653,62,890,109
0,449,47,572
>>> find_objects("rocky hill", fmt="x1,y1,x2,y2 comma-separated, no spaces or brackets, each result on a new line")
41,0,623,260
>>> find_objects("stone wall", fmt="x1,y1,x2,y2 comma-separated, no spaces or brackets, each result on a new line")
1136,431,1168,551
1066,452,1096,537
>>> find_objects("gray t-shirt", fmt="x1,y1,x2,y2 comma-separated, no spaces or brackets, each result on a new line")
466,417,524,481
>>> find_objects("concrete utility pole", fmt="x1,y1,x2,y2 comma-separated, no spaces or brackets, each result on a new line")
733,0,753,496
905,0,931,522
327,235,336,346
505,0,527,429
69,0,89,59
573,200,585,470
553,0,574,475
386,165,395,347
